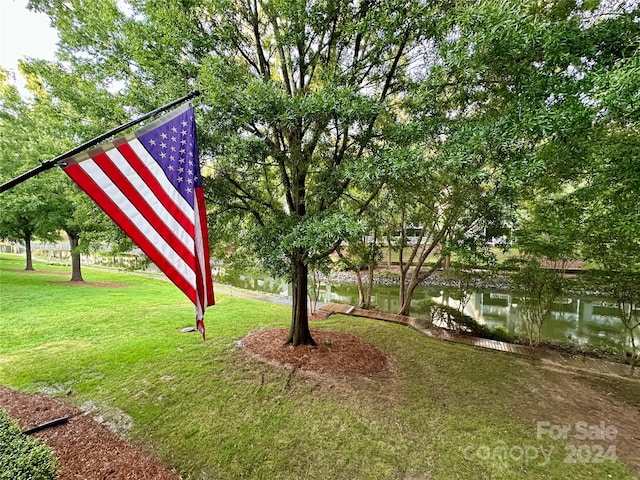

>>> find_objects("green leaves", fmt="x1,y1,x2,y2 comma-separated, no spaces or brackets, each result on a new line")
0,410,58,480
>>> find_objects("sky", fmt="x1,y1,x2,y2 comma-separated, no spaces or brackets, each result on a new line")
0,0,58,77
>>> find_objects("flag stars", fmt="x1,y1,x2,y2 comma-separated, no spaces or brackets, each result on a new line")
138,112,200,199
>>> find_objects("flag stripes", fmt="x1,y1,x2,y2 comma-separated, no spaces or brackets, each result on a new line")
62,104,213,338
124,141,195,235
110,143,194,235
98,148,195,263
194,188,214,312
64,160,198,301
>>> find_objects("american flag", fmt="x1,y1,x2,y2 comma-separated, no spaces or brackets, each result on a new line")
62,104,214,339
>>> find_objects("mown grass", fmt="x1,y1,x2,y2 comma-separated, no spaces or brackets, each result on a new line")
0,253,637,480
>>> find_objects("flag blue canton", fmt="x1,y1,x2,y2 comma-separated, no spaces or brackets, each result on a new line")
138,109,202,206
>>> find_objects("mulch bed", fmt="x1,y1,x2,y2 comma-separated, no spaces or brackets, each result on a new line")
0,386,179,480
241,328,387,375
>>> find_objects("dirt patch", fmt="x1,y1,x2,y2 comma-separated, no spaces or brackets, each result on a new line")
0,386,178,480
7,270,128,288
8,269,69,275
309,310,330,321
241,328,387,375
52,280,128,288
513,366,640,477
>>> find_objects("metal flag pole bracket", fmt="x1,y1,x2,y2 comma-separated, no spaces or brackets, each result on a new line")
0,91,201,194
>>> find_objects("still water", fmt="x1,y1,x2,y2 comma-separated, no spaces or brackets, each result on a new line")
215,271,630,350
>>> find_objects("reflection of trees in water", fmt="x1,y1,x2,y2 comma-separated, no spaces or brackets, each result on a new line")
214,270,626,349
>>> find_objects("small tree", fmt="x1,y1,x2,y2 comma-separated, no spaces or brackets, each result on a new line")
510,258,564,346
613,273,640,371
0,70,62,269
583,271,640,371
307,258,331,316
442,264,493,317
337,228,382,310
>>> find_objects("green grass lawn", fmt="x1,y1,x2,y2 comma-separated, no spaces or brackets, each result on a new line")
1,253,638,480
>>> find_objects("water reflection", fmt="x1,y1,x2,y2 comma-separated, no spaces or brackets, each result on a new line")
215,270,629,349
467,293,627,349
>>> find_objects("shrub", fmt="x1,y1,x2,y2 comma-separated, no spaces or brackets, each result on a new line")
485,326,517,343
412,299,436,315
419,302,516,342
0,410,58,480
376,269,400,282
534,339,625,362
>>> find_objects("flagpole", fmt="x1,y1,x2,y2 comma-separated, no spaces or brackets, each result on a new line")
0,91,201,194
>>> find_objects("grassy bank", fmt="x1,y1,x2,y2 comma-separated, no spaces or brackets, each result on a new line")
1,254,638,479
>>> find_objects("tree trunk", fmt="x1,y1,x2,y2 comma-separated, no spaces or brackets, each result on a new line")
24,234,34,271
355,268,365,308
308,268,320,315
398,272,421,316
364,231,378,309
286,249,316,346
68,232,84,282
365,263,374,309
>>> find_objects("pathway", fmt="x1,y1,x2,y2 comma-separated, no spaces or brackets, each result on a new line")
319,303,640,381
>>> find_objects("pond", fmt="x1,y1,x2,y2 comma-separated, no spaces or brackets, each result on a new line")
215,269,632,351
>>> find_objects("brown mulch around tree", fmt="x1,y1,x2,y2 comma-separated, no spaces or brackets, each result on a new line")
241,328,387,375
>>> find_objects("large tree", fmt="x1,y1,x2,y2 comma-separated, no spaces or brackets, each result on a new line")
26,0,440,344
0,68,72,270
0,70,57,269
512,0,640,270
200,0,444,344
0,61,126,280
